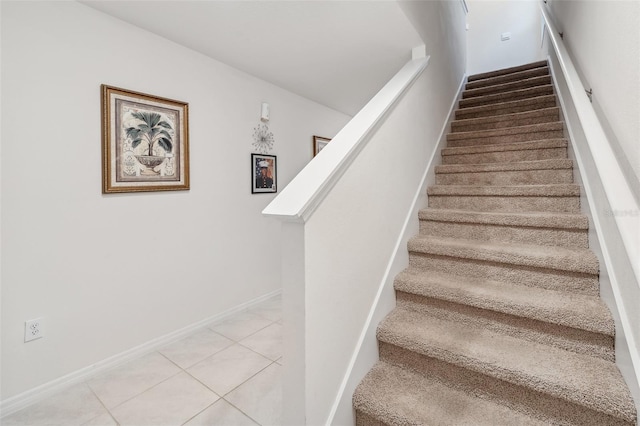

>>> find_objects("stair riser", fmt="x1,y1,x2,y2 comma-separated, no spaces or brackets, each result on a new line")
396,295,614,361
408,253,599,295
463,76,552,99
442,146,567,165
428,194,580,213
436,169,573,186
447,130,564,148
451,110,560,133
448,122,563,143
419,220,588,249
455,97,557,120
378,342,629,426
355,411,386,426
466,67,550,90
468,61,548,82
459,86,554,109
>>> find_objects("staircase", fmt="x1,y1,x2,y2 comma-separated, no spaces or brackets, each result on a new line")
352,60,638,425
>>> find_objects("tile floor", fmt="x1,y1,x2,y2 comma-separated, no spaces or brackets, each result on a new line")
2,296,283,426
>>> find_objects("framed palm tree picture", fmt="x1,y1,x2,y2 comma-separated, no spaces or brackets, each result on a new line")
101,85,190,193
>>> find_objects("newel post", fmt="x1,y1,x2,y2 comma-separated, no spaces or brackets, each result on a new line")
280,220,307,425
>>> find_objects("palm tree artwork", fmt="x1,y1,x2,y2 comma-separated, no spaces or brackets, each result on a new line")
124,111,174,176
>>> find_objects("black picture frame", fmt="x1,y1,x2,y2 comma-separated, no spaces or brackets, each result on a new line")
251,153,277,194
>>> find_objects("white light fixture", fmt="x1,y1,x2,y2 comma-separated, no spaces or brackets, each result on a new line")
261,102,270,122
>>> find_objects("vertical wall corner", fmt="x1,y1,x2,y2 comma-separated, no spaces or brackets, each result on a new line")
412,45,427,60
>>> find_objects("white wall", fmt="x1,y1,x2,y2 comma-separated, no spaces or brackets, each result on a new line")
399,0,467,84
0,0,349,401
0,0,4,406
466,0,544,75
546,0,640,199
547,46,640,411
295,2,466,423
541,1,640,410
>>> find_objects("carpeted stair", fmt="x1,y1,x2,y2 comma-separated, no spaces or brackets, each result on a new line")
353,60,637,425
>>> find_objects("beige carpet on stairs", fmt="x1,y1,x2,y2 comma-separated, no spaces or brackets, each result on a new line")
352,60,638,426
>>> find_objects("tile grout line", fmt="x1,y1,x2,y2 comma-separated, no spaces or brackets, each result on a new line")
220,359,283,426
102,332,275,424
158,331,236,371
208,316,280,342
163,327,277,424
220,398,262,426
179,399,220,426
92,353,185,415
141,309,283,424
174,333,282,425
84,384,121,426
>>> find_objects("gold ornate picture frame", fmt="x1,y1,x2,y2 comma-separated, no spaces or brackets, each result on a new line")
101,85,190,193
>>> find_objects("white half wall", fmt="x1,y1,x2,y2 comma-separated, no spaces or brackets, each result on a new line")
466,0,545,75
0,0,349,401
325,2,467,424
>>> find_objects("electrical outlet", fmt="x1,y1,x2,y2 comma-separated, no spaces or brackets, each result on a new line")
25,318,44,342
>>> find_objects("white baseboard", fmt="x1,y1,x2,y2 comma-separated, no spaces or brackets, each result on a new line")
0,289,281,418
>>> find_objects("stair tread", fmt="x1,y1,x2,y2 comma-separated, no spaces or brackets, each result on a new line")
377,308,636,422
442,139,568,157
419,208,587,229
447,122,563,141
463,75,552,99
408,235,598,274
459,85,555,109
354,361,549,426
468,60,549,82
455,94,556,118
427,183,580,196
436,159,572,174
466,66,549,90
451,107,560,131
394,268,613,335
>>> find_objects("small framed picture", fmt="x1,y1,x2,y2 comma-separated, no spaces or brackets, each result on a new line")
313,136,331,157
101,85,189,193
251,154,277,193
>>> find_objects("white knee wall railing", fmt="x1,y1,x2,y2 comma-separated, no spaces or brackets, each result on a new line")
263,48,437,425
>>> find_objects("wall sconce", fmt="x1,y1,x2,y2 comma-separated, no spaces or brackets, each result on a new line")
261,102,270,122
